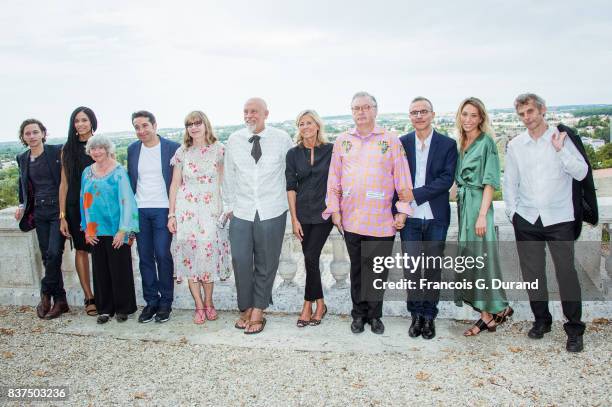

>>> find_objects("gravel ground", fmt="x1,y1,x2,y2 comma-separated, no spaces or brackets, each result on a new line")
0,305,610,406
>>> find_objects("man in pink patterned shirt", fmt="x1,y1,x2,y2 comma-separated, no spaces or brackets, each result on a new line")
323,91,413,334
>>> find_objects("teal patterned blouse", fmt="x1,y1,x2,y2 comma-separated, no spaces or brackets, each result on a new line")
80,164,139,240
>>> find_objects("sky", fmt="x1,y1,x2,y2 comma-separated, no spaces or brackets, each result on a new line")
1,0,611,141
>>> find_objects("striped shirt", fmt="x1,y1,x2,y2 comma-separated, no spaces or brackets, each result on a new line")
322,126,413,237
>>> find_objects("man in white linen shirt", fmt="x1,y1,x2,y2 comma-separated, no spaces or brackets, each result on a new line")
223,97,293,334
504,93,588,353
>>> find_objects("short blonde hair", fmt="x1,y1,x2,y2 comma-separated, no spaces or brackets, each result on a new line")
183,111,217,148
295,109,327,145
85,133,115,156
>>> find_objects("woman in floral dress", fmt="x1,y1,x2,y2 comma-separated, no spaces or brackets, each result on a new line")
167,111,231,324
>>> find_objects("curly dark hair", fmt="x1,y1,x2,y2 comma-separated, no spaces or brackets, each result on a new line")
62,106,98,186
18,119,47,147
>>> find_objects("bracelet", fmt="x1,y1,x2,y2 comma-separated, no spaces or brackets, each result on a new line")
59,211,66,220
168,213,176,219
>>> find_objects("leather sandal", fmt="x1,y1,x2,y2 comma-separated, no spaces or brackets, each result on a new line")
244,318,267,335
494,307,514,325
463,317,496,336
234,317,249,330
84,298,97,316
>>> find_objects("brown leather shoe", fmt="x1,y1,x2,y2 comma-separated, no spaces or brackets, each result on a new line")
36,294,51,319
44,299,69,320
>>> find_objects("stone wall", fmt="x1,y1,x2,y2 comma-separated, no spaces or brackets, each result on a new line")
1,200,611,320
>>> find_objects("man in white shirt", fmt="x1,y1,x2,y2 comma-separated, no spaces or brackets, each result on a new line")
223,97,293,334
504,93,588,352
128,111,180,323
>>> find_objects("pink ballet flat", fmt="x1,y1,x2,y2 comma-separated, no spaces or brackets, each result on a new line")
203,305,218,321
193,309,206,324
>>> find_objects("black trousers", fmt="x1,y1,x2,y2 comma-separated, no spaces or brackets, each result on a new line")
513,214,585,336
301,222,333,301
33,199,66,300
91,236,137,316
344,231,395,320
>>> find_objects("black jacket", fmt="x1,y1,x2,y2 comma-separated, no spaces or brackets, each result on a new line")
558,124,598,239
16,144,63,232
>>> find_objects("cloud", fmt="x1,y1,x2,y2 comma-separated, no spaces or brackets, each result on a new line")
0,0,611,140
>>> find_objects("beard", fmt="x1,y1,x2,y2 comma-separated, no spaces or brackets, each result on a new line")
245,122,257,133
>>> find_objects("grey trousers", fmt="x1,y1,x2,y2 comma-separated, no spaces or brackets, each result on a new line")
229,211,287,311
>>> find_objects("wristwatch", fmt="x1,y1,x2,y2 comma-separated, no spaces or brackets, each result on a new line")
168,213,176,219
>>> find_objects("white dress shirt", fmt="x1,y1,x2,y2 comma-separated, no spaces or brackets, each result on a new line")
503,126,588,227
135,142,169,208
410,130,434,220
223,126,293,221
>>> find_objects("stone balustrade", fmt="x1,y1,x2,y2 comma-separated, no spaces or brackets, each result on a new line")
1,199,611,320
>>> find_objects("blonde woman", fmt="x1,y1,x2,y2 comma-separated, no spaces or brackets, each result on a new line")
285,110,333,327
168,111,231,324
454,97,513,336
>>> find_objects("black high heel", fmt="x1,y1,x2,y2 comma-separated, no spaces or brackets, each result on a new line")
296,318,310,328
310,305,327,326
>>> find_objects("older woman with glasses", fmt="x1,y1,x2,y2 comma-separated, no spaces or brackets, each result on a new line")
286,110,334,327
167,111,231,325
80,134,139,324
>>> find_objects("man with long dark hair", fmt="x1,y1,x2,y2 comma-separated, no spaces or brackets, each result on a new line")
15,119,68,319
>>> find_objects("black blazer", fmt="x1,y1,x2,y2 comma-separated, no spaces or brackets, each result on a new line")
16,144,63,232
396,130,458,226
558,124,598,239
127,136,180,196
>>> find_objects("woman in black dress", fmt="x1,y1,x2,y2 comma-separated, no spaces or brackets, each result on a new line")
59,106,97,315
286,110,333,327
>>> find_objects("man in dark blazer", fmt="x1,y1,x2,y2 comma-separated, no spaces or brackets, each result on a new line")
15,119,68,319
127,111,180,323
398,97,458,339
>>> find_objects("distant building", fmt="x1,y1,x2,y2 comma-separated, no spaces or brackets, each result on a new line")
582,136,605,150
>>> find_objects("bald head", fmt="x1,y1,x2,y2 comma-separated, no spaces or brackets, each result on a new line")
245,97,268,111
243,97,269,133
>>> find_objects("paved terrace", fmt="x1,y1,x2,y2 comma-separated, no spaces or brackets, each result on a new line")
0,305,610,406
0,201,611,405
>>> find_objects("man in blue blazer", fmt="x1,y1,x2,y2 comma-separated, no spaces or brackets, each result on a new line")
399,97,457,339
128,111,180,323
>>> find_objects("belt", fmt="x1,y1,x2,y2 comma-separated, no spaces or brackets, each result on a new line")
34,197,59,206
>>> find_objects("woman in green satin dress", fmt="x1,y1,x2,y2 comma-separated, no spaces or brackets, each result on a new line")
454,97,513,336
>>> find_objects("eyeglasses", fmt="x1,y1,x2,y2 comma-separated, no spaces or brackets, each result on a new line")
351,105,375,113
409,110,431,117
186,120,203,128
